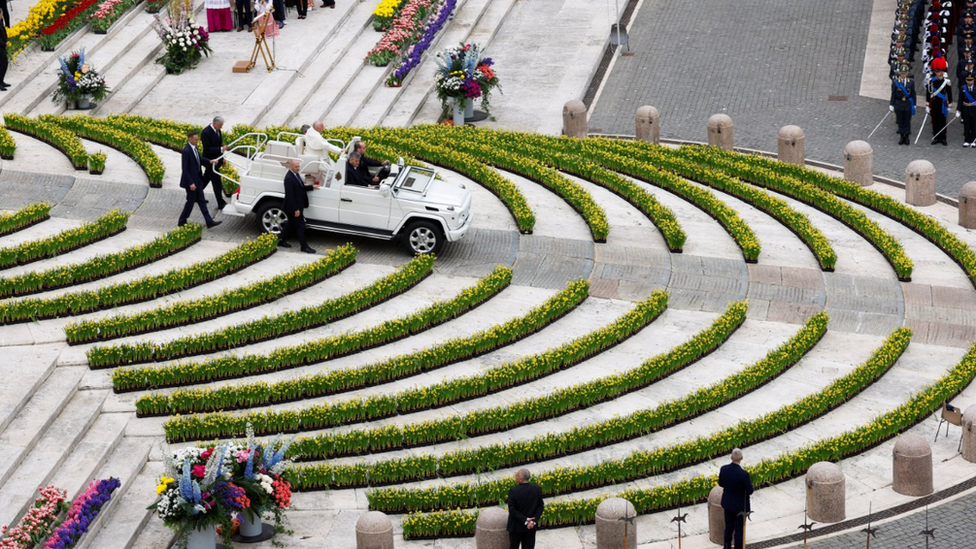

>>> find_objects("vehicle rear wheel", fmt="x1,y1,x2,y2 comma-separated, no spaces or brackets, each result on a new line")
256,201,288,235
403,220,443,255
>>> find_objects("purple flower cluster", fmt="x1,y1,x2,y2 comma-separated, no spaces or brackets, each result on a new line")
43,478,121,549
389,0,457,83
213,481,246,510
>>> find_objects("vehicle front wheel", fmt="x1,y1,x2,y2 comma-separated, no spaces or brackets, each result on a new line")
403,221,444,255
256,201,288,235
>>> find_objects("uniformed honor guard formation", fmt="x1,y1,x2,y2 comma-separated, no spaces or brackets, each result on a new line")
888,0,976,146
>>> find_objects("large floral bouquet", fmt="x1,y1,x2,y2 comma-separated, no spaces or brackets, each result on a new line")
151,0,212,74
52,49,110,104
434,43,501,118
150,445,247,546
225,426,294,533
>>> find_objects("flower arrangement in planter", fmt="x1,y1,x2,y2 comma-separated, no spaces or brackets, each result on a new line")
365,0,437,67
224,426,294,540
52,49,109,109
43,478,121,549
0,485,68,548
87,151,106,174
151,0,212,74
90,0,141,33
384,0,456,87
0,124,15,160
38,0,101,50
433,43,501,119
150,445,246,548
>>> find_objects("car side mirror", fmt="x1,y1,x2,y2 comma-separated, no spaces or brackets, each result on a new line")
398,157,405,167
379,182,392,197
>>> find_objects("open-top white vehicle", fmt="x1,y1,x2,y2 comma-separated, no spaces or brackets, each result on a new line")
217,132,473,255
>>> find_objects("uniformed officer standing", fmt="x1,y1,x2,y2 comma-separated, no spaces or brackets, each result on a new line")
891,64,917,145
927,57,954,144
959,72,976,145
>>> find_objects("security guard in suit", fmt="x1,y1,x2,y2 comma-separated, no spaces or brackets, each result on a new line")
891,64,917,145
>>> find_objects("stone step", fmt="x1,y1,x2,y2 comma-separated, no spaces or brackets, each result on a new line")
94,63,166,115
379,0,517,127
0,345,63,432
74,436,154,549
320,62,390,127
290,21,380,126
0,387,108,529
88,460,174,549
256,1,373,128
0,2,157,116
0,365,86,487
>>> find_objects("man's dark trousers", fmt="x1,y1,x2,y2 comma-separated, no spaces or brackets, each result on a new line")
723,509,744,549
280,213,308,248
178,186,214,226
509,530,535,549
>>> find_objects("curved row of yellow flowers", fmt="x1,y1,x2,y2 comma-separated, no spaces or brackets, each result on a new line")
1,223,200,300
0,122,17,158
116,263,511,394
0,203,50,237
41,114,166,186
66,243,356,344
93,248,425,368
395,326,912,537
0,208,126,272
287,301,777,487
4,112,89,169
138,277,588,415
161,287,666,443
0,233,277,325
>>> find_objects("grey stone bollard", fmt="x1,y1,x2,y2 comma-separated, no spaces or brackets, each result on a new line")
635,106,660,144
707,114,734,150
892,434,933,496
476,507,510,549
959,181,976,229
562,100,588,139
805,462,845,523
707,486,724,545
962,405,976,462
777,125,805,166
905,160,937,206
595,498,637,549
843,140,874,187
356,511,394,549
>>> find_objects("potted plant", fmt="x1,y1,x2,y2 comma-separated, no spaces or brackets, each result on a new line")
88,151,106,174
225,426,294,541
53,49,109,109
150,0,212,74
433,43,500,122
149,445,247,549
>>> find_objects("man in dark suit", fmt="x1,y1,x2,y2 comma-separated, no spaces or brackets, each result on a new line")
506,469,544,549
201,116,228,211
279,158,316,253
178,130,221,228
0,13,8,90
345,152,379,188
718,448,753,549
353,141,391,183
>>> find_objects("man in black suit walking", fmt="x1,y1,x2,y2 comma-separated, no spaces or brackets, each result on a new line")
718,448,754,549
201,116,228,211
178,131,221,228
279,158,316,253
0,12,9,90
506,469,544,549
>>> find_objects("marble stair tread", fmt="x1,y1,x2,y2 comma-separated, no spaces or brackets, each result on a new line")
0,344,62,430
291,27,380,125
87,460,173,549
320,62,391,127
0,388,108,528
94,63,165,115
0,365,87,486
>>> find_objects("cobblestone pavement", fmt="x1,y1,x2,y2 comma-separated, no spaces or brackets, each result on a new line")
589,0,976,198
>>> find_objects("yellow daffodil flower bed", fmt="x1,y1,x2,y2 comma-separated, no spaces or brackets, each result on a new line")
0,123,17,159
161,287,666,442
0,233,277,325
288,308,824,489
116,263,511,395
6,0,76,61
66,243,357,345
0,223,200,300
0,203,50,237
137,277,588,415
0,208,127,272
394,326,911,536
4,113,89,169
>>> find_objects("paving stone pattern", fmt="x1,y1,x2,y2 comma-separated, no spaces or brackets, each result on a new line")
589,0,976,197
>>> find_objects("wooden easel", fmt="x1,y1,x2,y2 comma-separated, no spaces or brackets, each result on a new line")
247,10,276,73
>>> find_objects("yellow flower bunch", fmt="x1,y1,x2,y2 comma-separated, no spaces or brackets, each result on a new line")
372,0,403,18
155,476,175,494
8,0,73,61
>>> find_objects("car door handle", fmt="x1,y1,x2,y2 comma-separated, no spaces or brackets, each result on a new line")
341,198,352,202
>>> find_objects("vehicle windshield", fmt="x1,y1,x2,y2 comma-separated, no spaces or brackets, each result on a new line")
396,167,435,193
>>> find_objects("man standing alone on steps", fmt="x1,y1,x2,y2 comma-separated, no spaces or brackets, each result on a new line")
719,448,753,549
506,469,544,549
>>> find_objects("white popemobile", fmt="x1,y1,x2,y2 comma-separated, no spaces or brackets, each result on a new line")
217,132,472,255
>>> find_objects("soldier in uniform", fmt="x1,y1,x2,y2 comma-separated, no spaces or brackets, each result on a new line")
959,72,976,145
892,65,917,145
927,57,954,144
